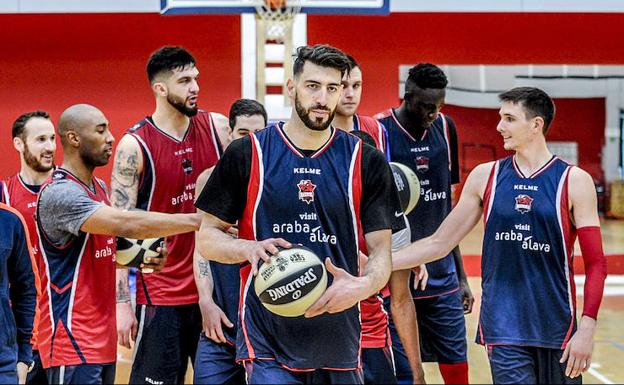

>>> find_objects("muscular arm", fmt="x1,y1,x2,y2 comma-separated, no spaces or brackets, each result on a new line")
392,162,492,270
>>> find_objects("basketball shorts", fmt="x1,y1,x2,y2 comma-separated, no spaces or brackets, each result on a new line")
194,333,245,385
130,303,202,385
244,359,364,385
361,346,397,385
26,349,48,385
488,345,583,384
415,290,467,364
383,296,413,385
46,363,115,385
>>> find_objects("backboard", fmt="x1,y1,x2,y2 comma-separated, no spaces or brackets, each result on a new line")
160,0,389,15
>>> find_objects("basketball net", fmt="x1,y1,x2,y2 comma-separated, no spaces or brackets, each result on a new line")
252,0,300,42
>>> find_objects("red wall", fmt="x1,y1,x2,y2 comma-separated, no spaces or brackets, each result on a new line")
0,14,241,180
0,12,620,184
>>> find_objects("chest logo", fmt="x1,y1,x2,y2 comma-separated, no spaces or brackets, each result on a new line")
297,179,316,205
514,194,534,214
182,158,193,175
415,156,429,173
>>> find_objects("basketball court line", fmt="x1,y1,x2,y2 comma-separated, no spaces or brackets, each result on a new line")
588,363,615,385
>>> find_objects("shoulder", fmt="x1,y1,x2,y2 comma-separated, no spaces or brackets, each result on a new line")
116,132,142,153
441,114,457,131
467,161,496,186
361,142,389,166
373,109,392,121
567,166,595,196
0,202,24,225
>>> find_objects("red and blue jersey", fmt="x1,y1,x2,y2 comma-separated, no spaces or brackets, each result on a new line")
36,169,116,367
237,123,364,370
378,110,458,298
353,114,388,156
480,156,576,349
2,175,43,349
129,111,221,306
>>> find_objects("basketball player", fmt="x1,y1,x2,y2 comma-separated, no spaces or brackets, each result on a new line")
393,87,607,384
333,56,427,385
195,44,403,384
35,104,202,384
0,204,35,384
111,46,222,385
1,111,56,385
376,63,472,384
193,98,267,384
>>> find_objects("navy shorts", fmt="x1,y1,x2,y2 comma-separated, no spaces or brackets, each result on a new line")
26,349,48,385
244,359,363,385
488,345,583,384
194,334,245,385
46,363,115,385
361,346,397,385
130,303,202,385
415,291,467,364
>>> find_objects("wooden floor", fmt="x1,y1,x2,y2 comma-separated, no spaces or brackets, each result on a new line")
114,219,624,384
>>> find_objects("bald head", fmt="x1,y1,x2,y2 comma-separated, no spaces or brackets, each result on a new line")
58,104,105,137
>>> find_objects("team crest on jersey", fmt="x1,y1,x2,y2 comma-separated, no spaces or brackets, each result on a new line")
415,156,429,173
297,179,316,204
514,194,534,214
181,158,193,175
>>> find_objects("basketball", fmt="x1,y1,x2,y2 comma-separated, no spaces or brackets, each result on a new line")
254,245,328,317
390,162,421,215
116,237,164,270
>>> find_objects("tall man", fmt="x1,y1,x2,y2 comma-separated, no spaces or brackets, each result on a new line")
0,204,35,384
1,111,56,384
333,57,426,385
195,44,404,384
112,46,222,384
193,98,267,384
35,103,201,384
392,87,607,384
376,63,473,384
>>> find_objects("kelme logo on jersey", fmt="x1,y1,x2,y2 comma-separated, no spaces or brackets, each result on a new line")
415,156,429,173
514,194,534,214
181,158,193,175
297,179,316,204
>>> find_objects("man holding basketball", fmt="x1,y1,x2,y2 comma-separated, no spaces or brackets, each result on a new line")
196,44,403,384
376,63,472,384
392,87,607,384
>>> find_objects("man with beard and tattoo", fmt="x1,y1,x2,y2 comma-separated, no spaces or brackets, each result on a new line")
111,46,222,384
195,44,404,384
1,111,56,385
375,63,473,384
35,104,200,384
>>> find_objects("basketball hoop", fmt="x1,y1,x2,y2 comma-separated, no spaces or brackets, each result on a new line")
251,0,301,42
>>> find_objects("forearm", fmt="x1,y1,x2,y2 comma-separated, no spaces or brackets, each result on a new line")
393,235,449,271
452,245,468,281
116,269,131,303
361,230,393,299
119,211,199,239
194,246,216,301
389,271,423,376
197,222,251,264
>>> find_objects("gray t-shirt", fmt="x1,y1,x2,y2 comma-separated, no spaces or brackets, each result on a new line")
38,179,104,246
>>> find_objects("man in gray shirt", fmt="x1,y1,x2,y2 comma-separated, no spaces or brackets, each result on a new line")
36,104,201,385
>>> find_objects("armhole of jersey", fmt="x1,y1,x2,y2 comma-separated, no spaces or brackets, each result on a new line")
349,141,364,271
440,113,452,171
482,161,499,225
129,133,156,211
208,112,224,158
1,181,8,205
239,134,262,241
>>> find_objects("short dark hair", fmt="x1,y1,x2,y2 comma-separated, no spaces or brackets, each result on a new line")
499,87,556,134
229,99,268,129
293,45,350,78
406,63,448,90
346,54,359,71
12,110,51,139
147,46,196,83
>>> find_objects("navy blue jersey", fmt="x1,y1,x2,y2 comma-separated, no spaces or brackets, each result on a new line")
480,156,576,349
210,261,239,344
379,110,458,298
237,124,363,370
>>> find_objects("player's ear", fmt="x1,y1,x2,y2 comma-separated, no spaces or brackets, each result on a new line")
151,81,167,97
532,116,544,135
286,78,296,100
13,136,24,153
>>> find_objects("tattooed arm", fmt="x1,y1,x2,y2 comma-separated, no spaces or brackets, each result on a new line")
111,134,143,349
193,167,233,343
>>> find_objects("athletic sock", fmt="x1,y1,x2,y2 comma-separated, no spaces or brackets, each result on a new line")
439,362,469,384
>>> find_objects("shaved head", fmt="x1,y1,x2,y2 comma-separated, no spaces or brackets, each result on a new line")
58,104,104,137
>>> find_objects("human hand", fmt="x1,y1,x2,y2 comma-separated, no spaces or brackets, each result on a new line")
116,301,138,349
247,238,292,276
412,265,428,291
459,277,474,314
17,362,28,384
560,317,596,378
140,240,168,273
199,297,233,344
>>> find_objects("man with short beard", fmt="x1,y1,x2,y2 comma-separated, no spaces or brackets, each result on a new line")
195,44,404,384
111,46,222,384
1,111,56,385
36,104,201,384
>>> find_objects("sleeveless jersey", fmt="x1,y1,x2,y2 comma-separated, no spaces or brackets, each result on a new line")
237,124,364,370
480,156,576,349
378,109,458,298
353,114,388,156
2,175,43,349
129,111,221,306
36,169,116,367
